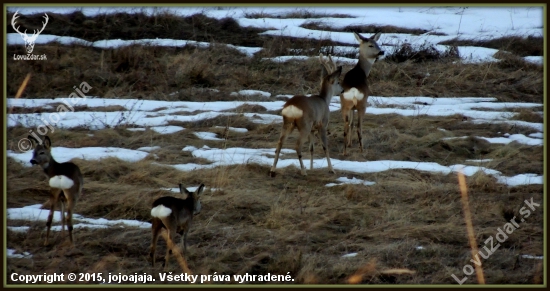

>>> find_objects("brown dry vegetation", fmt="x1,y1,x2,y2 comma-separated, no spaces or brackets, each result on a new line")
7,12,543,102
6,10,544,285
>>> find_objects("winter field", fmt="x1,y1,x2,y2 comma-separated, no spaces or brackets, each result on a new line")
5,5,545,285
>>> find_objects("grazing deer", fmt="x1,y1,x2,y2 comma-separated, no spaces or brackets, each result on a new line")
340,32,384,155
149,183,204,268
269,55,343,176
28,135,83,246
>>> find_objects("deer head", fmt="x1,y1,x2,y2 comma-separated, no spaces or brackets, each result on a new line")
11,11,49,54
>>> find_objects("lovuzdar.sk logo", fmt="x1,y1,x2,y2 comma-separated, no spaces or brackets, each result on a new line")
11,10,49,60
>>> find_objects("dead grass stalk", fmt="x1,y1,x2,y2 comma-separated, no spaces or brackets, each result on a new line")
457,170,485,284
10,73,32,114
160,230,192,275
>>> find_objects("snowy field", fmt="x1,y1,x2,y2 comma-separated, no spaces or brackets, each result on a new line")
7,6,544,64
6,5,544,280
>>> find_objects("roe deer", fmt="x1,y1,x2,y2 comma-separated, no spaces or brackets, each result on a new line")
28,135,83,246
149,183,204,268
340,32,384,155
269,56,343,176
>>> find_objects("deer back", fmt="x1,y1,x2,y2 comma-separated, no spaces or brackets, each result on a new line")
152,196,194,226
283,95,328,123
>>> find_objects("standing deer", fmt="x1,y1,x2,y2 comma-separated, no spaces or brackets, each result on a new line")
340,32,384,155
11,11,49,54
28,135,83,246
269,55,343,176
149,183,204,268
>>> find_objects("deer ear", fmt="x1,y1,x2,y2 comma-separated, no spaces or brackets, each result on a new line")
353,32,364,43
319,53,329,78
28,135,38,147
371,32,381,42
195,184,205,197
335,66,343,77
320,64,329,78
179,184,192,199
44,136,51,148
330,66,343,80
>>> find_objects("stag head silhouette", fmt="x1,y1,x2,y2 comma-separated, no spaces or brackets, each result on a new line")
11,11,49,54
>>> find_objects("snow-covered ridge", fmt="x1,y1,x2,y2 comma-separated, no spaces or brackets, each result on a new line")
7,7,543,64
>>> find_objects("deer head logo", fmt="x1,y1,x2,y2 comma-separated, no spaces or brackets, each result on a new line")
11,11,49,54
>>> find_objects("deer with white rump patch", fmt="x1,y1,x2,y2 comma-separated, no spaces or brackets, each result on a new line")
149,183,204,268
340,32,384,155
28,135,83,246
269,54,343,176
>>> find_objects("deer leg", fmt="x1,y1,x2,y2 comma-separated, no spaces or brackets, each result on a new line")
308,133,315,170
348,110,355,147
295,125,311,176
65,193,75,246
164,228,177,270
320,127,336,174
343,110,350,156
356,108,365,153
149,219,162,267
270,121,294,176
44,188,60,246
183,229,188,253
60,198,66,238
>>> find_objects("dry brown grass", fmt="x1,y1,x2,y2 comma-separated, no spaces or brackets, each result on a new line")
6,112,543,284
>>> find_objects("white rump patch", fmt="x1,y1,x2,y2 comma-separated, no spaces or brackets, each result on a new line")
151,204,172,218
49,175,74,189
281,105,303,118
342,88,365,106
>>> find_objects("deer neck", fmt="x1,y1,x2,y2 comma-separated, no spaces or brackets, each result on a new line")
42,158,60,177
318,85,333,107
357,56,375,78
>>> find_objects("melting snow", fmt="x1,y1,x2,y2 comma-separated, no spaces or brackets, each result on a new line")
342,253,358,258
7,204,151,229
7,249,32,259
137,146,161,152
194,132,224,141
7,147,150,166
528,132,543,139
214,126,248,133
478,134,543,146
232,90,271,98
166,146,542,187
325,177,376,187
150,125,185,134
